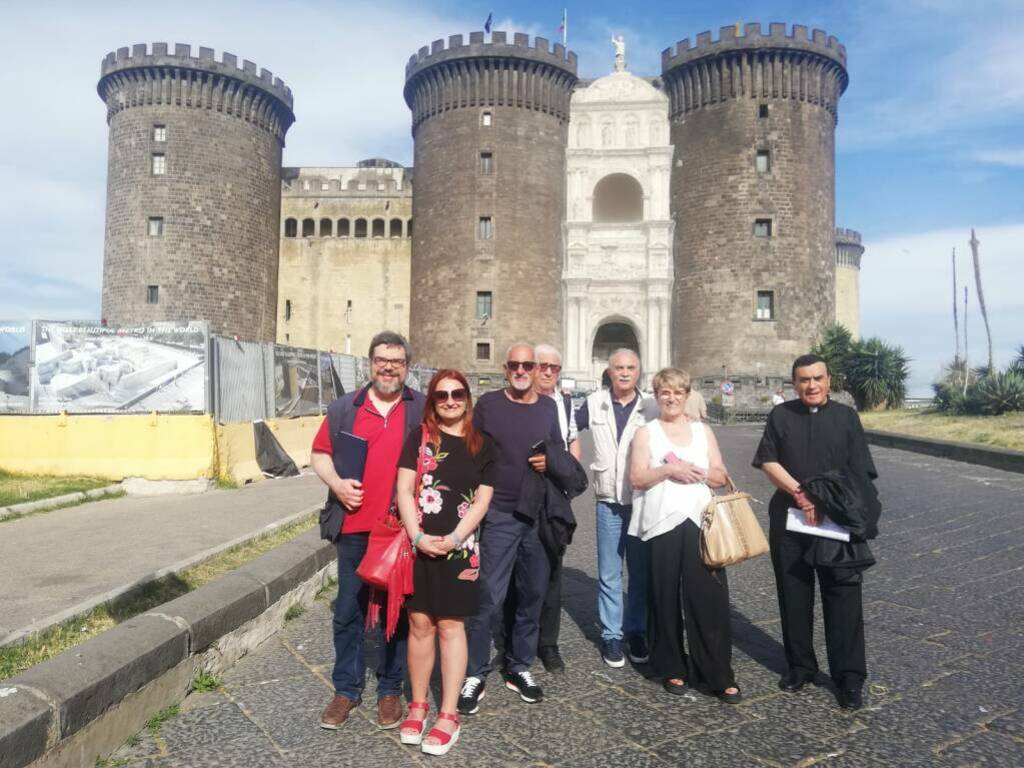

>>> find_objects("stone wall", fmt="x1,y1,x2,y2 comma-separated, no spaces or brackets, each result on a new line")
97,44,294,342
277,166,411,354
404,32,577,374
662,23,848,380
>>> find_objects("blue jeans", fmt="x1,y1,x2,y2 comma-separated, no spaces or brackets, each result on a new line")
596,501,648,641
331,533,407,700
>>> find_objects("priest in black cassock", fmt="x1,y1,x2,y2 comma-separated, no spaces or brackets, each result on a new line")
752,354,880,710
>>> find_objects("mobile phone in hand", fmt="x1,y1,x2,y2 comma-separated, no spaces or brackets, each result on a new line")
530,440,547,456
663,451,682,464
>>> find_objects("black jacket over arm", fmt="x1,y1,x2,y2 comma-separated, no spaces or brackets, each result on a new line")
514,438,589,561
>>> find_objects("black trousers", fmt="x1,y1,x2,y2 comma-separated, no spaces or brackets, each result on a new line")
495,551,562,657
769,507,867,687
647,520,735,691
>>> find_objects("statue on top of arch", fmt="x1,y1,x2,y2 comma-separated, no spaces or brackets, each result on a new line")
611,35,626,72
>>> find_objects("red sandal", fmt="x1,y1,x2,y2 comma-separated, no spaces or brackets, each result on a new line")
421,711,460,756
399,701,430,745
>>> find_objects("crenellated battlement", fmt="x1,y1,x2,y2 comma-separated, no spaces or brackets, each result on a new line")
835,227,862,246
403,31,579,131
661,22,845,72
660,22,848,123
100,43,293,107
405,31,577,80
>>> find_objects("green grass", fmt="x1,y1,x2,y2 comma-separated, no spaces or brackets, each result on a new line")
1,489,125,524
0,513,317,681
96,758,130,768
191,670,221,693
146,703,180,736
860,409,1024,452
0,469,114,507
284,603,305,622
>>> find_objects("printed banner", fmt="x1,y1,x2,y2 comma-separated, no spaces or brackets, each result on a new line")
272,345,321,417
0,321,30,413
31,320,209,413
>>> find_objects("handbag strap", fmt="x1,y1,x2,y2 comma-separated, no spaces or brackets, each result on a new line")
709,472,739,497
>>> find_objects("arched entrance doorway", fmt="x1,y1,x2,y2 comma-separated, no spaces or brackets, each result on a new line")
592,321,640,385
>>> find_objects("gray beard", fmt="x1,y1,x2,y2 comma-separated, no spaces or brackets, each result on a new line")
373,379,402,395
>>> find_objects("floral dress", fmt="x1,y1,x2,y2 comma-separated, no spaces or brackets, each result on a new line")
398,429,495,617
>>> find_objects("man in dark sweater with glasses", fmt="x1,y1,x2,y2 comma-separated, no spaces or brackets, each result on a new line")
458,342,564,714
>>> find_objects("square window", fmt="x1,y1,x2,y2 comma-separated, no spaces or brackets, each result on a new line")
758,103,769,118
755,290,775,320
478,216,493,240
476,342,491,360
151,153,166,175
756,150,770,173
481,111,493,127
153,124,166,142
753,218,772,238
476,291,492,319
146,285,159,304
147,216,164,236
480,152,494,175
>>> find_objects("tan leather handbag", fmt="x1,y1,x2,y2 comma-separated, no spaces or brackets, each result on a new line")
699,475,768,568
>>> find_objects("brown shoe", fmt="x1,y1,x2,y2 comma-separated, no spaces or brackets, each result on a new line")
377,694,403,729
320,695,359,730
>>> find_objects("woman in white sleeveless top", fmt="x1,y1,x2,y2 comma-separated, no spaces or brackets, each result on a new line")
629,368,741,702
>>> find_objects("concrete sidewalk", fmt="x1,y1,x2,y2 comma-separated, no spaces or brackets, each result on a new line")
0,473,327,645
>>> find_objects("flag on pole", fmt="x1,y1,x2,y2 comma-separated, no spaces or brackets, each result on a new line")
484,11,493,34
559,8,567,45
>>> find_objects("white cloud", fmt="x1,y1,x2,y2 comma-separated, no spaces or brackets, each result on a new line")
972,149,1024,169
861,223,1024,395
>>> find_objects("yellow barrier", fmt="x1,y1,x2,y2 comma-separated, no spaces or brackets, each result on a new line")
0,414,323,483
0,413,216,480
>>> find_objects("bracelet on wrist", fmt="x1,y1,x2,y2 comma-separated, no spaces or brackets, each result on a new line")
412,532,424,549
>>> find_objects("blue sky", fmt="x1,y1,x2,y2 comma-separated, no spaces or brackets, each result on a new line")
1,0,1021,395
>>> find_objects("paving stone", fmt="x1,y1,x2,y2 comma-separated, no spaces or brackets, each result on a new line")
555,743,668,768
222,638,317,688
230,674,340,749
567,689,700,747
936,729,1024,767
496,705,624,764
158,701,268,753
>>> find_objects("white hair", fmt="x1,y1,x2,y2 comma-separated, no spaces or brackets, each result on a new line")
505,341,534,360
608,347,640,366
533,343,562,362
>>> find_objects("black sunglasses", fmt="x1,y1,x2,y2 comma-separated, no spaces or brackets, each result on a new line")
433,388,468,403
505,360,536,372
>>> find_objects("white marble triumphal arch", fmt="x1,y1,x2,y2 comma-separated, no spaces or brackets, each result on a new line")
561,58,674,388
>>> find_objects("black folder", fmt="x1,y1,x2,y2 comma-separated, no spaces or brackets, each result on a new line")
332,430,368,481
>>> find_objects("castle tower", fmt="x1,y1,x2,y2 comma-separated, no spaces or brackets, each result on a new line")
834,227,864,338
97,44,295,341
661,23,848,379
404,32,577,374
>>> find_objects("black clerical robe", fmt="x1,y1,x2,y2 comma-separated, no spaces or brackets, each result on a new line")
752,398,879,524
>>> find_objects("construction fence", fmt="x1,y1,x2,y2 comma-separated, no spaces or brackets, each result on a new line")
0,320,436,422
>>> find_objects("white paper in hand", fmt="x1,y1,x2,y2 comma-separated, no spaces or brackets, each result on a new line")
786,507,851,541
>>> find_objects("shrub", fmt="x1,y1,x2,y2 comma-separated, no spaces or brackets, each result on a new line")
811,324,853,393
1012,345,1024,374
971,371,1024,415
845,337,910,411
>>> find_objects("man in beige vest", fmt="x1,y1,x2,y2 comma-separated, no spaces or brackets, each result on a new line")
570,348,659,666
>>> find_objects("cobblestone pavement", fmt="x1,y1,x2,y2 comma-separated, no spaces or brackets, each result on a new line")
109,426,1024,767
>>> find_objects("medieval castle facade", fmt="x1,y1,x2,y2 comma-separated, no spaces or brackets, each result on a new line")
98,23,863,391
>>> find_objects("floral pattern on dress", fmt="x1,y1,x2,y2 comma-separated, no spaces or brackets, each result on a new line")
416,443,450,522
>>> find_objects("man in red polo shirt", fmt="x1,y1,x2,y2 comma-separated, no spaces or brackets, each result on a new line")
311,331,426,731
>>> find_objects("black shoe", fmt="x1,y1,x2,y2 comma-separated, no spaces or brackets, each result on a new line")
778,670,816,693
538,646,566,674
716,686,743,705
662,678,688,696
457,676,485,715
838,686,863,710
626,635,649,664
505,670,543,703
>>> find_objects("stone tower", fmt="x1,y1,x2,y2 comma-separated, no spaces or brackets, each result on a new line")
661,23,848,379
835,227,864,338
404,32,577,374
97,44,295,341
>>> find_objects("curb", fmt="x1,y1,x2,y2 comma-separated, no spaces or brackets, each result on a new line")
0,528,336,768
864,429,1024,475
0,504,322,649
0,485,123,522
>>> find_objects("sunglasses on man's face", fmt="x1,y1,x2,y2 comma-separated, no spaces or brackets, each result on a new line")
505,360,536,372
537,363,561,373
433,388,468,403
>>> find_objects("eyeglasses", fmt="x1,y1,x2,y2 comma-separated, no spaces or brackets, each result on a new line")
433,388,468,403
373,356,407,368
537,363,562,373
505,360,536,372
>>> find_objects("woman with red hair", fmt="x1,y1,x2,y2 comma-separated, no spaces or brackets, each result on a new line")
395,369,495,756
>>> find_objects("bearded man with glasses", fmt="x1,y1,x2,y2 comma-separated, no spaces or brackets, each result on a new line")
312,331,426,732
458,342,564,714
